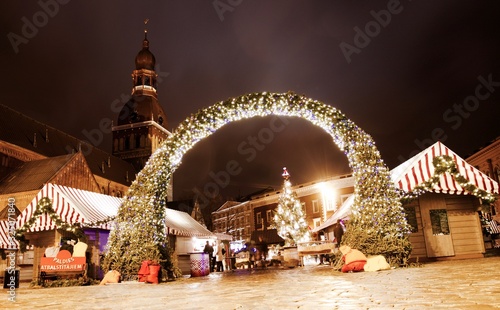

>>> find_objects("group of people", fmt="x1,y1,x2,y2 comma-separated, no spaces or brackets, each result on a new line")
203,237,270,271
203,241,231,272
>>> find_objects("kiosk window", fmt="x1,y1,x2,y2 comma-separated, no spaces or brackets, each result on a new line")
430,209,450,235
404,206,418,233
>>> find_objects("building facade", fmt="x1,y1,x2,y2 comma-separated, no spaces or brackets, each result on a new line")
212,174,355,243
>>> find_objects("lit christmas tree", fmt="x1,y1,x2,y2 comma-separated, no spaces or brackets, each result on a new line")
273,167,310,246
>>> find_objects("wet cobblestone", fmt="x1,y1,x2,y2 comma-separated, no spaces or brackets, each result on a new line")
5,256,500,309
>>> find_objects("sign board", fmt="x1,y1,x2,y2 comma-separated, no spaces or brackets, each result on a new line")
40,250,86,272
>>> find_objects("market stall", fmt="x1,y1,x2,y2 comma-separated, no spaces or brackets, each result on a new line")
15,183,121,282
313,142,499,261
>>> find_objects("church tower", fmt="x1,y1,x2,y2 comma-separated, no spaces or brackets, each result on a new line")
112,23,172,199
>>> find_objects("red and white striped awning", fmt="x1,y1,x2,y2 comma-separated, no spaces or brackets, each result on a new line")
164,208,214,238
391,141,499,195
0,220,19,250
17,183,122,232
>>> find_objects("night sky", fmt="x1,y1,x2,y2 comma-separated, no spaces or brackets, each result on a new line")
1,1,499,200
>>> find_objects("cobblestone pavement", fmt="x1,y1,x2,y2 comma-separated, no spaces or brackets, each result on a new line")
4,256,500,310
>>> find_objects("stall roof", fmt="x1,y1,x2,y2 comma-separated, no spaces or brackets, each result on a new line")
164,208,214,238
314,142,499,232
17,183,122,232
0,220,19,250
17,183,215,238
391,141,498,195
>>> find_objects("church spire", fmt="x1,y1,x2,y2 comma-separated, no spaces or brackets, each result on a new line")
132,18,157,97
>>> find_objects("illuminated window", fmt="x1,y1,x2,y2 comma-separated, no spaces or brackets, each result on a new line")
312,200,319,213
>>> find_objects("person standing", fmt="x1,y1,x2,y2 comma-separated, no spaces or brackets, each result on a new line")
333,219,345,246
258,236,269,266
203,241,214,272
216,242,225,272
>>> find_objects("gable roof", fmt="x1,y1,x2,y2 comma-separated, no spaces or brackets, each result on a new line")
0,154,78,194
0,203,20,220
0,104,136,186
213,201,248,213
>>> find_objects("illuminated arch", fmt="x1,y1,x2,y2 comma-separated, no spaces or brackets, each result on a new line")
106,92,410,276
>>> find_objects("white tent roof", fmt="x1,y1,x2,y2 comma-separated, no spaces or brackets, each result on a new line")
314,141,499,231
164,208,214,238
17,183,122,231
16,183,215,238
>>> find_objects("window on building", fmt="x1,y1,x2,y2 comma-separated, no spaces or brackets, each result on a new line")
325,199,336,211
266,210,273,228
312,200,319,213
313,218,321,228
404,206,418,233
256,212,262,230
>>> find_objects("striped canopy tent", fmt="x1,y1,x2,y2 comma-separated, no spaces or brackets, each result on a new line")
390,141,498,195
314,141,499,231
0,220,19,250
164,208,214,238
17,183,122,232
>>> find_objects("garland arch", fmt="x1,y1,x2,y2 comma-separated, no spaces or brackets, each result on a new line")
104,92,411,277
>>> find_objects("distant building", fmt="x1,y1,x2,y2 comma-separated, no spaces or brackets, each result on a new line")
212,174,355,243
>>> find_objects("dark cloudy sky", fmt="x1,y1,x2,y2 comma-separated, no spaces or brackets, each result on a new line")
1,1,499,200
